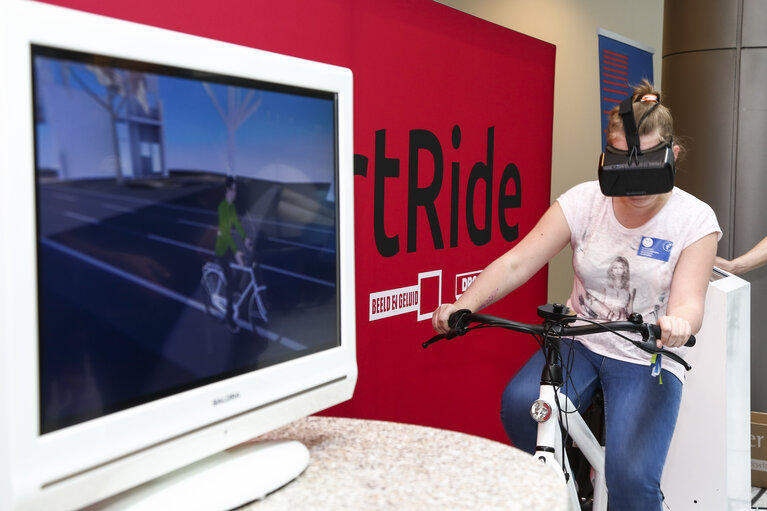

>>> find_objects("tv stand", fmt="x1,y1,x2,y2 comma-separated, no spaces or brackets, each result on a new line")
89,440,309,510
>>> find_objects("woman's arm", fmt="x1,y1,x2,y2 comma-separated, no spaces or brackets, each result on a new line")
659,232,718,347
715,235,767,275
432,202,571,333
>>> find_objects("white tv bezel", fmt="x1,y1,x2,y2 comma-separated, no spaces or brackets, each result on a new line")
0,2,356,509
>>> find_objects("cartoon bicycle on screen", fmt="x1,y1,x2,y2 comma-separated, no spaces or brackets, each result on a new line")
201,176,268,332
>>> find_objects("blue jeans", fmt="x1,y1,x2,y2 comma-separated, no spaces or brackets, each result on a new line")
500,339,682,511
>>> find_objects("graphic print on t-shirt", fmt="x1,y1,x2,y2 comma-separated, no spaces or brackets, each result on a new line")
577,255,636,320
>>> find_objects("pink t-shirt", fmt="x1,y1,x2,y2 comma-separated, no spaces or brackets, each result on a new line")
556,181,721,383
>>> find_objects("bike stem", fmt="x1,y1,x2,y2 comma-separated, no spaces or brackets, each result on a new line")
540,324,564,387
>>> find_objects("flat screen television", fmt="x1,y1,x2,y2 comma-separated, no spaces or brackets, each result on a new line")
0,1,356,509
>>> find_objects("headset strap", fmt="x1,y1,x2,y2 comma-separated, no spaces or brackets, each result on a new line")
619,96,641,160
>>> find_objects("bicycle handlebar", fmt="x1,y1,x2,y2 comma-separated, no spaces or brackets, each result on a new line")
424,304,694,371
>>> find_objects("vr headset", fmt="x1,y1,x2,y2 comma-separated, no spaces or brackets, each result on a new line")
598,95,675,196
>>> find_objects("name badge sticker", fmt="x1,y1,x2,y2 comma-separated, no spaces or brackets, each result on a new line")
637,236,673,262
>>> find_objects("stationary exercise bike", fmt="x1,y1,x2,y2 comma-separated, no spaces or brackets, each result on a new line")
423,303,694,510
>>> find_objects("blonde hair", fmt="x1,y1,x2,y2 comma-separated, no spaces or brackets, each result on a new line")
606,79,674,147
607,256,630,289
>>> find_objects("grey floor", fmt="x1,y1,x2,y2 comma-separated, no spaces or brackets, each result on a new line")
754,486,767,509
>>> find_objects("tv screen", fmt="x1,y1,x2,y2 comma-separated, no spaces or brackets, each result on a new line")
0,2,355,510
33,45,340,434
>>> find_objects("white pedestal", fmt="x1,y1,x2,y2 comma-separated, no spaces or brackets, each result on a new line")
661,270,751,510
85,440,309,511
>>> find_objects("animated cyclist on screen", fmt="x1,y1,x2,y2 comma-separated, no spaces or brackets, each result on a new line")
215,176,251,330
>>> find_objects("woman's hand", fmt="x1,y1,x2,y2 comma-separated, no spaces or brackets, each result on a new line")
432,303,462,334
657,315,692,348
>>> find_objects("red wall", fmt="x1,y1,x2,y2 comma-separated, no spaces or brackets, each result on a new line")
40,0,556,443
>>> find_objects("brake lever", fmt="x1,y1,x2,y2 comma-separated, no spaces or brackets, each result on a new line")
635,325,692,371
421,327,464,349
422,333,445,349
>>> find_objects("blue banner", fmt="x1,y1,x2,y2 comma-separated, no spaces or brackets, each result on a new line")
598,31,654,148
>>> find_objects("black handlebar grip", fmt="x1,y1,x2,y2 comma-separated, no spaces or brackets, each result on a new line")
448,309,472,329
650,324,696,347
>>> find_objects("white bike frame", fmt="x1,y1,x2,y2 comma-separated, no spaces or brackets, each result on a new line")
229,262,267,323
535,383,608,511
201,261,268,328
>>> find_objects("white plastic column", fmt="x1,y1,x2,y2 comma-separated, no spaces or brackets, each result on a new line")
661,270,751,510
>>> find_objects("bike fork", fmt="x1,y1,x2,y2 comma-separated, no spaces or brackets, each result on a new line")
534,385,608,511
562,392,607,511
534,384,581,510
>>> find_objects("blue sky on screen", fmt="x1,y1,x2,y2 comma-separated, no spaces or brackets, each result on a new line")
159,74,335,179
35,57,335,182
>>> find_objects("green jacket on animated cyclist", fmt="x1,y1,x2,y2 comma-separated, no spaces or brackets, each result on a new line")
216,176,250,329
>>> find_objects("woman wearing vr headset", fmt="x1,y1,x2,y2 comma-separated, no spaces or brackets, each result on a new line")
432,80,720,510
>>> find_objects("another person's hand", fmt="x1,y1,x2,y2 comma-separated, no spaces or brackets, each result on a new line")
657,315,692,349
714,256,736,274
714,236,767,275
432,303,461,334
235,250,245,267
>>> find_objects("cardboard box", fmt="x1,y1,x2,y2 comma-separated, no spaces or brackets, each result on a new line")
753,412,767,488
